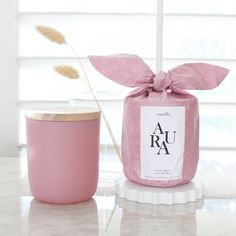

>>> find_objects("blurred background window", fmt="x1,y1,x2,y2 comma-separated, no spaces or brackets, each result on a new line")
18,0,236,175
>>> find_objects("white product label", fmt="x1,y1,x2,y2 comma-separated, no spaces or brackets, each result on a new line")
140,106,185,180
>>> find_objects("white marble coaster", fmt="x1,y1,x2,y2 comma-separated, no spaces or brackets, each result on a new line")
115,178,204,205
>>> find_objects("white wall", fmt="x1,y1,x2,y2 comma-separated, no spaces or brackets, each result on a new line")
0,0,18,157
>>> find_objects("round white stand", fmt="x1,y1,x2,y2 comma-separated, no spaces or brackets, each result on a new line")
115,178,204,205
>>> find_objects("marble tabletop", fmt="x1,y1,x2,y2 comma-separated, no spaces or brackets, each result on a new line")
1,157,236,236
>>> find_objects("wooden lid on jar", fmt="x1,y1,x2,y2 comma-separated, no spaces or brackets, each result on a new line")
25,107,101,121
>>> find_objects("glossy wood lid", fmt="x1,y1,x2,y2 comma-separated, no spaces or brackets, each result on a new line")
25,107,101,121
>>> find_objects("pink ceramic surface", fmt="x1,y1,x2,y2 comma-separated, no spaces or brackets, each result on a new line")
26,117,100,204
89,54,229,187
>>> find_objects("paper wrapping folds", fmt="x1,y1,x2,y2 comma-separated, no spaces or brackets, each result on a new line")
89,54,229,187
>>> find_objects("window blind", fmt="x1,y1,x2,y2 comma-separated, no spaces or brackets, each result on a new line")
162,0,236,150
18,0,157,147
19,0,236,150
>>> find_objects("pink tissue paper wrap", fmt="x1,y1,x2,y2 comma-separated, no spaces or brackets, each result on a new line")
89,54,229,187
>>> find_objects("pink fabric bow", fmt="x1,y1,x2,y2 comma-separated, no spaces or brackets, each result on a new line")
89,54,229,93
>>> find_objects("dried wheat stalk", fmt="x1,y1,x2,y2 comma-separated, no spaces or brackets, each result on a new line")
35,25,66,44
35,25,122,163
54,65,79,79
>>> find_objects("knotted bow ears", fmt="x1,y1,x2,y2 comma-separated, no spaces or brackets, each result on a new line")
89,54,229,91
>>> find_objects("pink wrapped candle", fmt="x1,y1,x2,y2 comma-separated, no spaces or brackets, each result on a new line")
89,54,229,187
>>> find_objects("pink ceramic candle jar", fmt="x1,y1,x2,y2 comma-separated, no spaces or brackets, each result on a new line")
26,107,101,204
